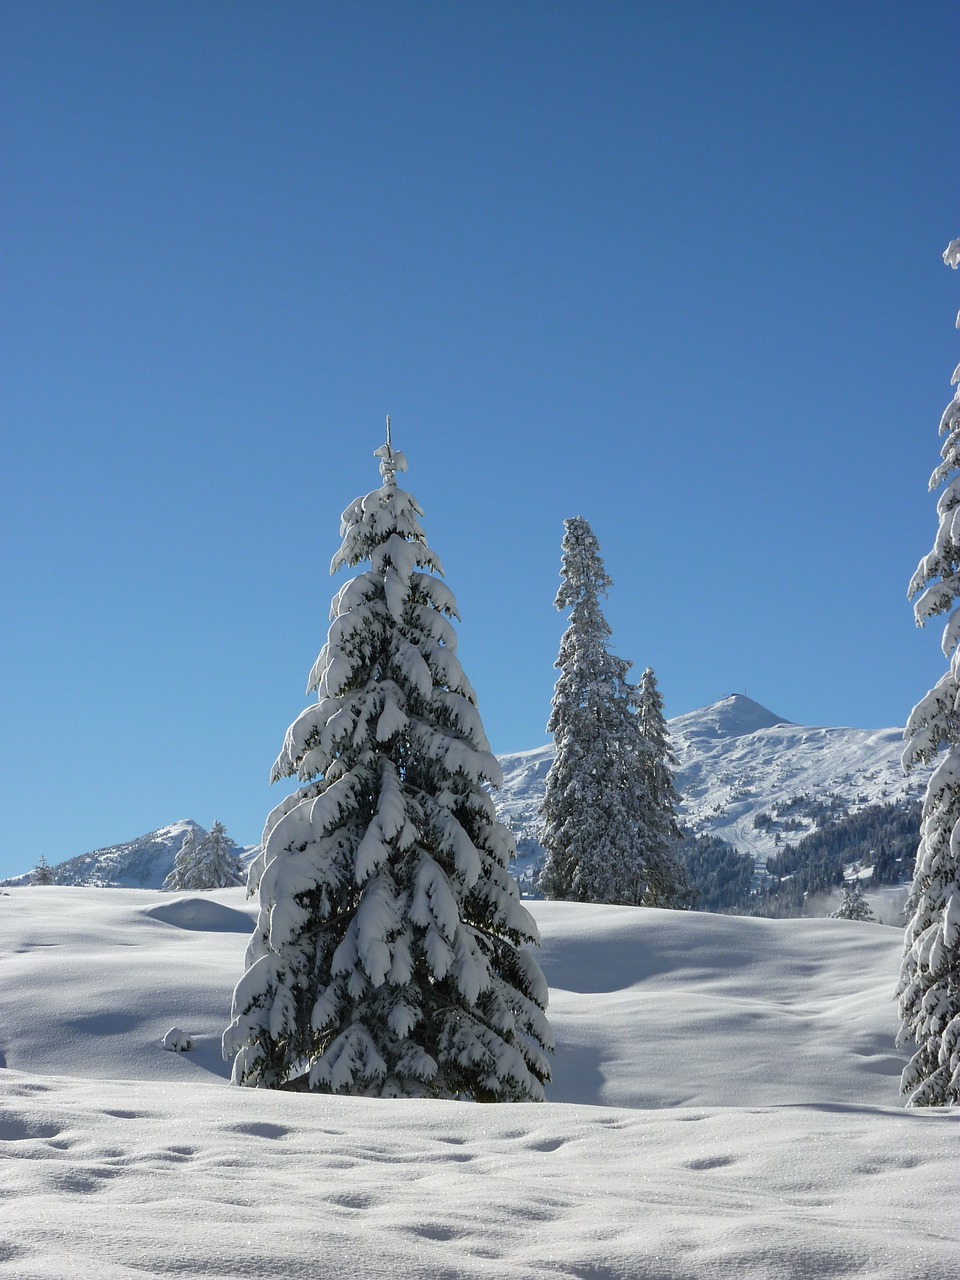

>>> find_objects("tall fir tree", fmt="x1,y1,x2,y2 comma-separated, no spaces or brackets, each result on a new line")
223,433,552,1100
194,821,244,889
897,236,960,1106
634,667,691,908
539,517,689,907
164,827,199,891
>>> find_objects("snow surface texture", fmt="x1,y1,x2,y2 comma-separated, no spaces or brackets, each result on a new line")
0,886,956,1278
499,694,929,875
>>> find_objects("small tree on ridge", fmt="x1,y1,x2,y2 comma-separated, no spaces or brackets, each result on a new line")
194,821,244,889
164,822,243,891
32,855,54,885
831,877,873,922
164,827,200,891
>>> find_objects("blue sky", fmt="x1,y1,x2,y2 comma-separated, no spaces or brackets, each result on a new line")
1,1,957,876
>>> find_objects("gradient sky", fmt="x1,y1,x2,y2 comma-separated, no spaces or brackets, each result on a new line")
1,1,958,877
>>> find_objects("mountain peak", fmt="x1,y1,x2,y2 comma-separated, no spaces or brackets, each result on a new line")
671,694,792,742
2,821,209,889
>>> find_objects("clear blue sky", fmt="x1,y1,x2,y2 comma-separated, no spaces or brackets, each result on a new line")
1,1,957,877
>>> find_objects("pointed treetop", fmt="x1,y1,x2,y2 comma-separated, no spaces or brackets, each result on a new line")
373,414,408,487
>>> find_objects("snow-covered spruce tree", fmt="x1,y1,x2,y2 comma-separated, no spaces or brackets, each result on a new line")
223,437,552,1099
539,517,690,907
635,667,692,908
831,877,873,922
897,236,960,1107
163,827,199,891
193,821,244,889
32,855,54,885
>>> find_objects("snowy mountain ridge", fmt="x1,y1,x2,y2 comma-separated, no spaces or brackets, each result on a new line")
498,694,928,873
0,820,205,889
1,821,254,891
5,695,927,889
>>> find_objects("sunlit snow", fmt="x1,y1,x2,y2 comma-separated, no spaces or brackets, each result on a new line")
0,886,956,1278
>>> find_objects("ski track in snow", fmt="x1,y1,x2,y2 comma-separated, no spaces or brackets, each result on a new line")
0,886,956,1279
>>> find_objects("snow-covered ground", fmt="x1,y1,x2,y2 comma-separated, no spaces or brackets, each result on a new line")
1,886,955,1278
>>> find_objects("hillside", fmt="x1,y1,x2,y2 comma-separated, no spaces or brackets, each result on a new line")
1,822,256,891
498,694,928,887
1,821,205,890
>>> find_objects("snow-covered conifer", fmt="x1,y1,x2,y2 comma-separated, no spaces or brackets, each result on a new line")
194,821,244,889
635,667,692,908
897,236,960,1106
165,823,242,891
539,518,690,907
831,877,874,922
163,827,200,892
223,433,552,1100
32,855,54,885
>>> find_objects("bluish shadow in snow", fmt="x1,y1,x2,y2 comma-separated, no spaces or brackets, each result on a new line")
174,1035,233,1082
536,935,680,994
856,1056,905,1077
64,1011,143,1037
778,1101,916,1118
538,930,758,995
142,898,255,933
543,1039,606,1106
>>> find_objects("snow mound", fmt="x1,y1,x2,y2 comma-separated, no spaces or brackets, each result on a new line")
143,897,255,933
161,1027,194,1051
537,902,907,1108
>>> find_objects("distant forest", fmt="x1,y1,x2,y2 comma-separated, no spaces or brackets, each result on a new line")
679,799,920,917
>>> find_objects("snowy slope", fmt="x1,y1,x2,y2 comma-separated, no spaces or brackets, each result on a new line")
0,821,205,889
0,886,955,1279
669,695,927,862
0,822,258,890
498,694,928,875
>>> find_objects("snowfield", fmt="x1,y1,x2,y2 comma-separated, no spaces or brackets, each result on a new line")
1,887,956,1279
